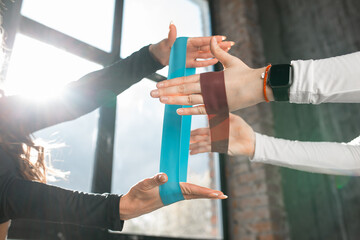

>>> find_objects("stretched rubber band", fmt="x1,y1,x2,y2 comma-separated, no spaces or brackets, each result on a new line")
159,37,195,205
200,71,229,153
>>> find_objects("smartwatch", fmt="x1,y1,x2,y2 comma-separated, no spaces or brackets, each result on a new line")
267,64,293,101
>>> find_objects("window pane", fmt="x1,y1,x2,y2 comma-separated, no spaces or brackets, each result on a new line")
21,0,115,52
120,0,211,76
113,1,222,238
5,34,102,192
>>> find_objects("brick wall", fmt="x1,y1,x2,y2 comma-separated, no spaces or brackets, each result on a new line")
210,0,289,239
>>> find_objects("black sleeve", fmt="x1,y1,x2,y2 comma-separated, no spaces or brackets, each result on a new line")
1,175,123,230
0,45,164,134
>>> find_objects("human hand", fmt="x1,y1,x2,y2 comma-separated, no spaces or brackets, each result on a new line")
190,113,255,157
119,173,227,220
149,22,234,68
150,37,274,115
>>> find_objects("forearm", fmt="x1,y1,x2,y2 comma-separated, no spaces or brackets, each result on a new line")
290,51,360,104
0,45,163,134
65,45,164,113
3,179,123,230
251,133,360,175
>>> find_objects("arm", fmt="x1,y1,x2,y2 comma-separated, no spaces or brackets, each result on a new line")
0,173,226,229
290,51,360,104
0,45,164,134
251,133,360,176
1,25,233,134
151,37,360,114
190,113,360,176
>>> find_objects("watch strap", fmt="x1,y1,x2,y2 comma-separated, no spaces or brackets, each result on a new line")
272,87,290,101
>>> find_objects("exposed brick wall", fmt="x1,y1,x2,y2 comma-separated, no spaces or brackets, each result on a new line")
211,0,289,239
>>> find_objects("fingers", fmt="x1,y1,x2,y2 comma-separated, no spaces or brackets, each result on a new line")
176,105,207,115
210,37,239,68
167,22,177,48
155,74,200,89
190,134,209,143
190,127,211,154
187,58,219,68
159,94,203,105
180,182,227,200
139,173,168,191
151,83,201,98
188,35,225,47
191,127,210,136
190,142,211,155
194,41,234,53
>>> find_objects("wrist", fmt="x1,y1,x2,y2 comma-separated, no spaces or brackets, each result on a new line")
149,43,167,66
254,67,274,103
119,194,132,220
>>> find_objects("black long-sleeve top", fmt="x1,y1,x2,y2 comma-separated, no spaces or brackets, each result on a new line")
0,45,164,230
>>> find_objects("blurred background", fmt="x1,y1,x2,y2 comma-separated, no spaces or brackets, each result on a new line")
1,0,360,240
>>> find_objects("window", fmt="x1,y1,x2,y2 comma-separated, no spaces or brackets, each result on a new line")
5,34,101,192
21,0,115,52
111,0,223,238
3,0,225,239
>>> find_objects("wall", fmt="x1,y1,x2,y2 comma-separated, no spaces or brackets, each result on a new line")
211,1,289,239
256,0,360,240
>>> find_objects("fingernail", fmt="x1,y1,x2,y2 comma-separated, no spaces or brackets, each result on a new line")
211,193,219,197
230,41,235,46
169,20,174,27
160,97,168,102
151,90,159,97
177,109,184,115
222,195,228,199
159,174,166,182
222,36,226,40
157,82,164,88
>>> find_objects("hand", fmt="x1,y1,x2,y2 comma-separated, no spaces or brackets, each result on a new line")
190,113,255,157
150,37,274,115
119,173,227,220
149,22,234,68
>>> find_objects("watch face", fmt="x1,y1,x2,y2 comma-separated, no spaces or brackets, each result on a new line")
268,64,292,87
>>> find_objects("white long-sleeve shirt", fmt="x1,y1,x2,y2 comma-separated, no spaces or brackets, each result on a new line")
251,51,360,175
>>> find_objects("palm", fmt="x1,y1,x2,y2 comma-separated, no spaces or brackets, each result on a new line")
190,113,255,156
120,174,226,220
150,24,233,68
227,114,255,156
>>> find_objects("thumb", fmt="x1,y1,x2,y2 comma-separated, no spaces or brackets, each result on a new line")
210,36,238,68
140,173,168,191
167,22,177,48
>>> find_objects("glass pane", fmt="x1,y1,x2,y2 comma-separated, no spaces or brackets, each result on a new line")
120,0,212,76
5,34,102,192
21,0,115,52
113,1,222,238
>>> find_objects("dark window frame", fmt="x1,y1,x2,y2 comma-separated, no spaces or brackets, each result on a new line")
2,0,228,239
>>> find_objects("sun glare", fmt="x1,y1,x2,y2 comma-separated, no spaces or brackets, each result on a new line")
5,34,101,100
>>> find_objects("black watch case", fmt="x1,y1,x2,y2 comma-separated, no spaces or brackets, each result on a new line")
267,64,293,88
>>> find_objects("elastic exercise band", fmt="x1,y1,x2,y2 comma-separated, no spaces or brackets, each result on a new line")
200,71,229,153
159,37,195,205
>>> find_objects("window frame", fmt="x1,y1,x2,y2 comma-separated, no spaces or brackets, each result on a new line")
2,0,228,239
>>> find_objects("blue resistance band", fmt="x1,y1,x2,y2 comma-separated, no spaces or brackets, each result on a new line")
159,37,195,205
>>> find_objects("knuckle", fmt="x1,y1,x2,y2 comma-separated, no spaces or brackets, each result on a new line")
187,95,192,104
177,84,185,94
198,107,206,114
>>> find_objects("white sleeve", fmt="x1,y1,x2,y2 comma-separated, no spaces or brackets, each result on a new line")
290,51,360,104
251,133,360,176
